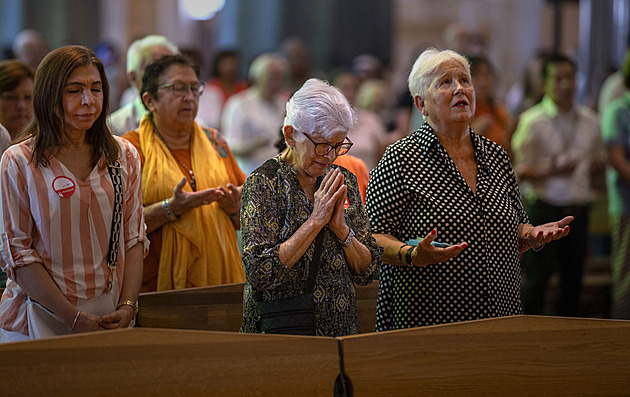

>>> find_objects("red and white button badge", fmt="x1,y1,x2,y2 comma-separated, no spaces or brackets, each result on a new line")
52,176,76,198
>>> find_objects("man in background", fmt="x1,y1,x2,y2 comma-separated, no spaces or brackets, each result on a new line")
512,54,604,317
108,35,177,136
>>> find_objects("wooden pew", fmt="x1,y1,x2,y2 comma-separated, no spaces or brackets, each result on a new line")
0,328,340,396
137,280,379,333
338,315,630,396
2,316,628,395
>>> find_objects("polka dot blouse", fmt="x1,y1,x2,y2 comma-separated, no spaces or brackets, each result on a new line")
366,122,529,330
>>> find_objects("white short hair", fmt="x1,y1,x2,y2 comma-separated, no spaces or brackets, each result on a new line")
408,47,470,99
126,35,178,74
284,78,356,142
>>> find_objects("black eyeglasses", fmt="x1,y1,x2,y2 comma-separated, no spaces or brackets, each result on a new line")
302,132,353,156
157,81,205,97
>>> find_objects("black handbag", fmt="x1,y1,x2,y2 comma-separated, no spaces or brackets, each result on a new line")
253,230,325,336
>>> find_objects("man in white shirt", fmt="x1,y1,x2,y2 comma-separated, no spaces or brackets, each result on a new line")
512,54,604,317
221,53,289,176
108,35,177,136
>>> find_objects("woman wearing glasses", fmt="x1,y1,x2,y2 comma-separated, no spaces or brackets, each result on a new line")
122,54,246,291
240,78,382,337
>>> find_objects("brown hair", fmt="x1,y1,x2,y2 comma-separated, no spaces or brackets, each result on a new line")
0,59,34,94
20,45,119,167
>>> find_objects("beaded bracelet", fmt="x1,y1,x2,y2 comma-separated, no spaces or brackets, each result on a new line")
396,244,407,263
161,199,178,222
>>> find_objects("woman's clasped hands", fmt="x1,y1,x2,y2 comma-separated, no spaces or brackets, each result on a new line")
67,306,135,333
312,168,348,237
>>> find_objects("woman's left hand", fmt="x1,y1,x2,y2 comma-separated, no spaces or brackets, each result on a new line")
217,183,242,217
99,306,134,330
526,215,573,250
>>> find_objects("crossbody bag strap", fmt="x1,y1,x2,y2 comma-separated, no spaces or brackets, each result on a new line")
105,160,123,292
304,228,326,293
252,227,326,301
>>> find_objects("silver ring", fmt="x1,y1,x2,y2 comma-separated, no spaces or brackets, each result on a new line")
327,190,332,195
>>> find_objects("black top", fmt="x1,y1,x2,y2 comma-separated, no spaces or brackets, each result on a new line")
366,122,529,330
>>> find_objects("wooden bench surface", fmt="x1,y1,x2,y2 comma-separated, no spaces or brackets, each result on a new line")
137,281,379,333
339,315,630,396
0,328,340,396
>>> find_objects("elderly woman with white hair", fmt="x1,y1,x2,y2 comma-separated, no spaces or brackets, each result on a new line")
240,78,381,337
366,48,573,331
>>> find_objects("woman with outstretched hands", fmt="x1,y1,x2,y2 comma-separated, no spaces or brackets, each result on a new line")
366,48,572,330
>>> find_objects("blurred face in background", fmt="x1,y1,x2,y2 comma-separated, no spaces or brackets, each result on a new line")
471,61,495,102
216,54,240,82
0,77,34,137
258,61,285,97
544,61,575,111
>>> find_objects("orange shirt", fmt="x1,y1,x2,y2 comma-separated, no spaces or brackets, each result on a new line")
334,154,369,204
473,101,510,147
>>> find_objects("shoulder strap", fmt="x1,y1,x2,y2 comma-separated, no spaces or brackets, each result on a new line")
105,160,123,291
304,228,326,293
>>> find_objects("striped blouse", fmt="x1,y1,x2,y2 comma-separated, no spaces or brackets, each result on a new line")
0,137,148,335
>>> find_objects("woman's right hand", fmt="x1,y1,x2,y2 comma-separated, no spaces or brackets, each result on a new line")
168,177,225,216
311,168,344,228
410,229,468,267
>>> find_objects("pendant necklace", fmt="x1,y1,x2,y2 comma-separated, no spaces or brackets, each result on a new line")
152,120,197,191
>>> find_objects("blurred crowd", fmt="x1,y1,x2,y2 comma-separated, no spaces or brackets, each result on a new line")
1,21,629,322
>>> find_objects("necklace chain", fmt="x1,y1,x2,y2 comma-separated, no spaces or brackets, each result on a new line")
151,120,197,191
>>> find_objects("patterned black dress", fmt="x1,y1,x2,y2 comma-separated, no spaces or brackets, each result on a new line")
240,156,382,337
366,122,529,330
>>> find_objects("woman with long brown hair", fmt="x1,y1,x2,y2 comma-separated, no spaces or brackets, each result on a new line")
0,45,147,342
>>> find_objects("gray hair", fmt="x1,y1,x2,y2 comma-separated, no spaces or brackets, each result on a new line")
126,35,178,75
284,78,357,143
408,47,470,99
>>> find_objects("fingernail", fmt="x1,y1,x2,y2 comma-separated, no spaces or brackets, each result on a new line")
431,229,436,235
461,243,468,248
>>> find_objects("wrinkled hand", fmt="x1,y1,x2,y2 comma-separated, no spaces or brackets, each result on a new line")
99,306,134,330
169,177,224,215
217,183,242,217
410,229,468,267
311,168,345,229
526,216,573,250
